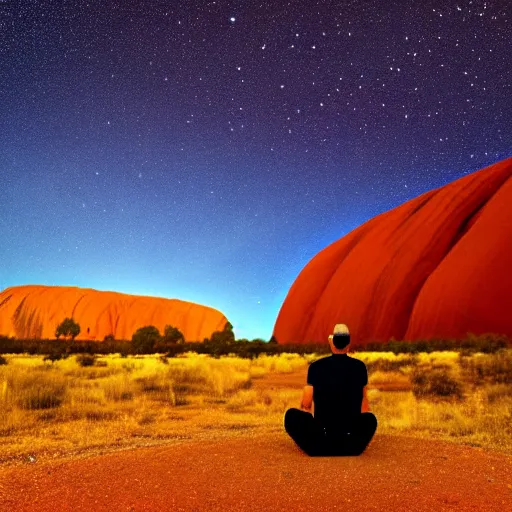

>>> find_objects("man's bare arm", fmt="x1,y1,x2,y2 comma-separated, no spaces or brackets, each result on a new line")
300,385,313,412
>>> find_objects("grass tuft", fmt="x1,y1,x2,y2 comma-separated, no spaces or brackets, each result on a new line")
411,367,464,400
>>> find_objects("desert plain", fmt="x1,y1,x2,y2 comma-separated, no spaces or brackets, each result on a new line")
0,350,511,511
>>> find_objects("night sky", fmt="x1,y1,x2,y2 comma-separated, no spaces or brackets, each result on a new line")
1,1,511,340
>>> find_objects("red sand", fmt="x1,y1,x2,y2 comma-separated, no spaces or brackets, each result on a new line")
1,432,511,511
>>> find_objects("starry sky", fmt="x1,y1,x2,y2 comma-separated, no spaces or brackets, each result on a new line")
1,1,511,340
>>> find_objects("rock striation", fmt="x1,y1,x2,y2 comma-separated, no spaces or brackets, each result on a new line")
0,285,229,341
273,157,512,345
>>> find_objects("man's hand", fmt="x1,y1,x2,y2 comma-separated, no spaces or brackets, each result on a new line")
300,385,313,412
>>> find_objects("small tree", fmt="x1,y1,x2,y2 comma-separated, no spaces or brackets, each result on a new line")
55,317,81,340
210,322,235,345
132,325,161,354
163,325,185,344
155,324,185,352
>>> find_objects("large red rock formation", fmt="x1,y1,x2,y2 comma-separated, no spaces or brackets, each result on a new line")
0,285,229,341
273,157,512,345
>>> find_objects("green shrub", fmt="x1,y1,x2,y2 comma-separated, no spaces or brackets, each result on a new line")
358,334,510,354
209,322,235,345
132,326,161,354
55,317,80,340
162,325,185,344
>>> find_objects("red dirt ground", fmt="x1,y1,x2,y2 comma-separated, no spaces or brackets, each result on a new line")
1,431,511,511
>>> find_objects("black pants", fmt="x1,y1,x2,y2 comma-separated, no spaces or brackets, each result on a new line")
284,408,377,456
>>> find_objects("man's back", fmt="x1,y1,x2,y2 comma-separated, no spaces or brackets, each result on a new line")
307,354,368,432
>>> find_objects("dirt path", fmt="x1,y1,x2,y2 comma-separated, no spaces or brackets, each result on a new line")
1,431,511,511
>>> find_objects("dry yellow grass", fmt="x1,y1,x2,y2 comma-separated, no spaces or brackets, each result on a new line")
361,350,512,453
0,353,306,464
0,350,510,465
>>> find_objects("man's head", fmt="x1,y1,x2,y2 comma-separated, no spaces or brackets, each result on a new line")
328,323,350,353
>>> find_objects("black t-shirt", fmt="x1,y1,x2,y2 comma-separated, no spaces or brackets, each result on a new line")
307,354,368,431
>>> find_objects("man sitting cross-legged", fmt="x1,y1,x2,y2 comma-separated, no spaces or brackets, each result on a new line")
284,323,377,456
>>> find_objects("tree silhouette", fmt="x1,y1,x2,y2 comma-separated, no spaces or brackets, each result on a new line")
210,322,235,344
132,325,161,354
55,317,80,340
163,325,185,344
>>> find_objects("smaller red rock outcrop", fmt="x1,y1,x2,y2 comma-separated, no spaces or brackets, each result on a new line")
0,285,229,341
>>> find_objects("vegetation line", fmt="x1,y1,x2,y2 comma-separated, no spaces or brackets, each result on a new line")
0,332,509,358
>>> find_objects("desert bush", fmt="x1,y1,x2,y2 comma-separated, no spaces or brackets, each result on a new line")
0,355,7,365
463,333,511,353
252,354,309,373
43,352,65,364
153,356,254,400
67,385,106,406
459,350,512,384
102,375,135,401
66,365,118,380
132,326,161,354
368,370,410,388
485,383,512,404
168,385,189,406
76,354,96,367
225,390,259,411
85,409,119,422
14,373,67,410
209,367,251,396
138,413,157,425
167,362,208,389
360,353,419,373
416,351,460,369
135,373,171,393
411,367,464,399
